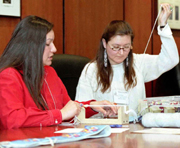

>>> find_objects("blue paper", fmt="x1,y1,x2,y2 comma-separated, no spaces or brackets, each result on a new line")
0,125,111,148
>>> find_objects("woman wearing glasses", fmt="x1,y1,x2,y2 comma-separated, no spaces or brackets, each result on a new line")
75,3,179,117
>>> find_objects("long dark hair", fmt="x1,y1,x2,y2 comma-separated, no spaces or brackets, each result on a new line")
93,20,137,93
0,15,54,109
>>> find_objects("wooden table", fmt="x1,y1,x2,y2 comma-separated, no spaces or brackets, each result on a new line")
0,123,180,148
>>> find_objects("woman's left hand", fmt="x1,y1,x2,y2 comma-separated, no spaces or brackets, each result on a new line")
159,3,172,26
90,100,119,117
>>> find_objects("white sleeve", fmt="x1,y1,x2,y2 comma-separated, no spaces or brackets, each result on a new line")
135,24,179,82
75,63,96,102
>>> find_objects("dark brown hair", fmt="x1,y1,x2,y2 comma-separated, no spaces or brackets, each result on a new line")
92,20,137,93
0,15,54,109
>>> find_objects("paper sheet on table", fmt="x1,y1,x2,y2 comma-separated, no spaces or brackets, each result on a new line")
111,128,129,133
55,128,84,133
55,128,129,134
133,128,180,135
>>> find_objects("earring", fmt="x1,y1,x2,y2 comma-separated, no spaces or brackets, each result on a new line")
126,57,128,67
104,49,107,67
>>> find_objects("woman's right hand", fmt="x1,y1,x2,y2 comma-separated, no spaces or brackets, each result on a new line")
60,100,81,121
90,100,119,117
159,3,172,26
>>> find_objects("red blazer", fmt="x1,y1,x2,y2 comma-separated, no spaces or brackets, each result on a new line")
0,66,96,129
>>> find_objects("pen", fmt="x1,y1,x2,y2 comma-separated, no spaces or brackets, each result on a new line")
110,124,122,128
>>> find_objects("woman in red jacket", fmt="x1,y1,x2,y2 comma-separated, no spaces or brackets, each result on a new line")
0,16,117,130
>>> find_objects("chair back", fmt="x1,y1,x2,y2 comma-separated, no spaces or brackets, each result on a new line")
51,54,90,100
155,62,180,96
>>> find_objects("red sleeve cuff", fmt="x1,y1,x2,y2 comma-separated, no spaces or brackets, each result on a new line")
48,109,62,125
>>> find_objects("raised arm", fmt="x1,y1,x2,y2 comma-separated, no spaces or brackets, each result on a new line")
137,3,179,82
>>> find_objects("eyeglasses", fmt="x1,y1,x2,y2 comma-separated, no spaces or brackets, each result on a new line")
108,43,131,51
